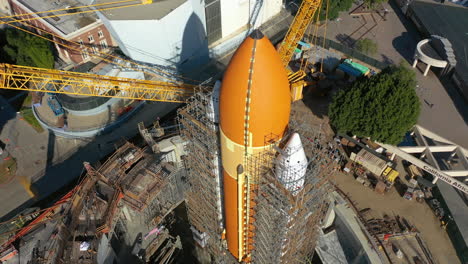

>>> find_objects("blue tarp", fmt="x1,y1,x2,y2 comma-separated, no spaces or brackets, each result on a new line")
337,63,363,77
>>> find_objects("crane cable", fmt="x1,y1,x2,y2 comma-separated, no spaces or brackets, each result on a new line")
298,16,312,73
299,0,323,73
320,0,330,73
2,21,178,84
3,2,147,28
0,2,202,84
0,0,137,21
3,20,200,84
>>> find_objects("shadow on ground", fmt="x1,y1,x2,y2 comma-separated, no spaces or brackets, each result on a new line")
381,54,395,65
336,33,357,47
392,32,418,62
301,87,333,119
389,0,421,60
0,94,18,135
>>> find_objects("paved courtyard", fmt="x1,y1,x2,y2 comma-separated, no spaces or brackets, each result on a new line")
318,2,468,148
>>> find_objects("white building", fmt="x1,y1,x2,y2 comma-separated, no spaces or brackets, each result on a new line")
96,0,282,70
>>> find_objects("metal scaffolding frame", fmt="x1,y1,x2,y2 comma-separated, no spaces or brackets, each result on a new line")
177,89,228,262
178,88,342,263
249,117,341,263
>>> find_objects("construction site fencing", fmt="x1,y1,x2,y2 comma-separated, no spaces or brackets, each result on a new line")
307,35,389,70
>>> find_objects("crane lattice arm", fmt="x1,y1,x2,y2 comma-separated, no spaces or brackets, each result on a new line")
0,64,195,103
278,0,322,68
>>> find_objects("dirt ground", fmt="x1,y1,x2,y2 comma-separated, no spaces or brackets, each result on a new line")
0,157,16,185
386,235,430,264
333,171,460,264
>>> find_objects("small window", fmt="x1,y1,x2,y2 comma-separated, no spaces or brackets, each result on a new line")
88,35,94,42
98,30,104,38
78,40,84,46
82,51,89,60
92,46,99,54
100,40,108,49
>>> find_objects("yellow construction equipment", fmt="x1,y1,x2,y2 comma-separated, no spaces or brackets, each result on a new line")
0,64,194,103
0,0,200,102
382,167,399,183
278,0,322,101
0,0,321,103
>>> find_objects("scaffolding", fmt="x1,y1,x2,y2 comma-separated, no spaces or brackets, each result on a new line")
178,88,342,263
249,112,342,263
0,135,192,264
177,89,228,262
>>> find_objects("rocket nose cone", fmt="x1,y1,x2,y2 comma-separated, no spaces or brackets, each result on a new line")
285,133,303,152
219,28,290,147
249,29,264,40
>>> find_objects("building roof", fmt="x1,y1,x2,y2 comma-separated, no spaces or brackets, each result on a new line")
16,0,98,35
409,1,468,85
96,0,187,21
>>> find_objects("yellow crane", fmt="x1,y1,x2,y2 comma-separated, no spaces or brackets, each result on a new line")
278,0,322,101
0,0,197,103
0,64,194,103
0,0,321,103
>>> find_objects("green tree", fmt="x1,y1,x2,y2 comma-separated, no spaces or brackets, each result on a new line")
2,28,54,68
293,0,353,21
328,64,420,145
322,0,354,21
364,0,386,9
355,38,378,56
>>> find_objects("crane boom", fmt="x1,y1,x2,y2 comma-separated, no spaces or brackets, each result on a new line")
278,0,321,68
0,64,194,103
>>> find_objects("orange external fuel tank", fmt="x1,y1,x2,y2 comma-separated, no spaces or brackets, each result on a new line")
219,30,291,261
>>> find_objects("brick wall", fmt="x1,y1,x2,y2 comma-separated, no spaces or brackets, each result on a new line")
10,1,115,66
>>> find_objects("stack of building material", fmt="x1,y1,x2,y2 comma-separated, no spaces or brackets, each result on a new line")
351,149,388,177
337,59,370,77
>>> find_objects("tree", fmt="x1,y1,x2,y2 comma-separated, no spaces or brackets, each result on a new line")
355,38,378,56
328,64,420,145
364,0,386,9
291,0,353,21
322,0,354,21
1,28,55,69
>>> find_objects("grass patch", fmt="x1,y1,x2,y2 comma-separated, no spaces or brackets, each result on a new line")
0,157,17,185
19,94,44,133
20,108,44,133
22,93,32,108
